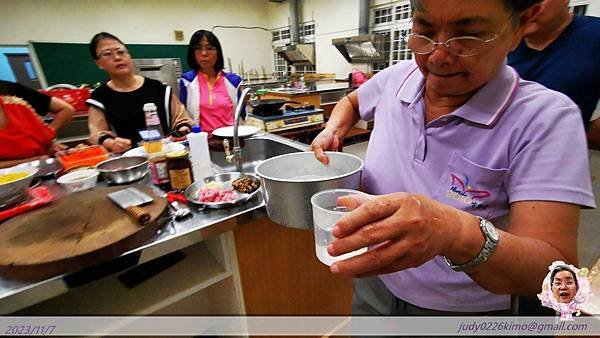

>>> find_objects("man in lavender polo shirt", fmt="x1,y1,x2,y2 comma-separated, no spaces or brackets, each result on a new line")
310,0,594,316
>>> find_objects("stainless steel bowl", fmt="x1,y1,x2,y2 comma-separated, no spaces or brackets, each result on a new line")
0,165,39,208
255,151,363,229
95,156,148,185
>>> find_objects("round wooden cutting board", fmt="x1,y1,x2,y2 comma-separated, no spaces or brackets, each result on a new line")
0,186,168,281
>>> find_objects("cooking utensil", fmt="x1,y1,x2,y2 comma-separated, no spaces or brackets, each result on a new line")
0,166,39,209
107,187,153,225
184,172,260,209
96,156,148,184
170,201,191,219
249,99,301,116
0,186,54,222
254,151,363,229
0,186,167,281
15,158,62,179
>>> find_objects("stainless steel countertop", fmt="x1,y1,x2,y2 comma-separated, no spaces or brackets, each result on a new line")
0,132,307,314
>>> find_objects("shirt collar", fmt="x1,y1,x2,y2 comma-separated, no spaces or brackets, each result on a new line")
396,61,519,126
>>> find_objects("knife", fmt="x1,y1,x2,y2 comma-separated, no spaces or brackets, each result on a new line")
107,187,153,225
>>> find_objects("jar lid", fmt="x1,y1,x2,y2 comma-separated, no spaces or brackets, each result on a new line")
165,149,189,159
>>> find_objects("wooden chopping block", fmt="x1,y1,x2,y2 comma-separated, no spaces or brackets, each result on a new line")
0,186,168,281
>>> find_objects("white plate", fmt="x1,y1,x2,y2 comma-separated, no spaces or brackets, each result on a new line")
122,141,185,157
212,125,260,138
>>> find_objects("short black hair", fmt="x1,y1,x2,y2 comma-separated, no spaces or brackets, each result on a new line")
186,30,225,72
410,0,543,15
501,0,544,14
550,265,579,291
89,32,125,60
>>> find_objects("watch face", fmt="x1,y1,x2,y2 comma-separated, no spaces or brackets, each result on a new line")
485,221,500,242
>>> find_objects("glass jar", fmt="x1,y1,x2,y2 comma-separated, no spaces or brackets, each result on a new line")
166,150,193,190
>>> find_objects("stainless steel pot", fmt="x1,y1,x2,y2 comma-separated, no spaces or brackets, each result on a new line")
254,151,363,229
96,156,148,185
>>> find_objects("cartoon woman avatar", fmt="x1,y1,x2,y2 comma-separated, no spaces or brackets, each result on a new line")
538,261,592,321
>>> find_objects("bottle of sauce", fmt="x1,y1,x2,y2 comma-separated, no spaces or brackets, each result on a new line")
143,103,164,137
166,150,193,191
148,152,171,190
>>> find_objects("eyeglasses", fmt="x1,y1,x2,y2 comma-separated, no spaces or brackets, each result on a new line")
97,48,129,59
404,17,512,57
553,280,575,288
193,45,217,53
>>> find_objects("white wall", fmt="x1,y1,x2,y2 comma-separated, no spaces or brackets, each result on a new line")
266,0,361,78
587,0,600,16
0,0,274,76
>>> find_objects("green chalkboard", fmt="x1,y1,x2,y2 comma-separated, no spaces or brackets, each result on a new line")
31,42,190,86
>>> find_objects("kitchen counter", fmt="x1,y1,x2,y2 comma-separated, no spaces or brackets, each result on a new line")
266,82,354,96
261,82,354,111
0,133,295,314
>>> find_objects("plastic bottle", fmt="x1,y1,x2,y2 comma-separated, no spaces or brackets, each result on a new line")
143,103,164,138
187,126,212,180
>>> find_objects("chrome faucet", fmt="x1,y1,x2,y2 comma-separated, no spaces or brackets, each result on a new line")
224,87,252,173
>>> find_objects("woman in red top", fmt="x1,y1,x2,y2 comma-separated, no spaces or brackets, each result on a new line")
0,94,68,168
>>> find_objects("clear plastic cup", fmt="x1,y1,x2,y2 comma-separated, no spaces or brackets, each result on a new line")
311,188,368,266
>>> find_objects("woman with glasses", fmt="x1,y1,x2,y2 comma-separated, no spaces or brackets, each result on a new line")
178,30,243,134
86,32,193,153
309,0,594,316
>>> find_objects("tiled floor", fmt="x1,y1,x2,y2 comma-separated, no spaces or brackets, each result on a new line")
344,141,599,268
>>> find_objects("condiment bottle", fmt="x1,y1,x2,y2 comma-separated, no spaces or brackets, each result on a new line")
166,149,193,191
148,152,170,190
143,102,164,138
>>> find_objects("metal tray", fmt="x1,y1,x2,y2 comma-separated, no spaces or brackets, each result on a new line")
184,172,260,209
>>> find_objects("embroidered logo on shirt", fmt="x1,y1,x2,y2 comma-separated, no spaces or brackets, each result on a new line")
445,174,490,210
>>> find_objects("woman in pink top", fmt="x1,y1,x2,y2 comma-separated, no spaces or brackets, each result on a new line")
179,30,243,134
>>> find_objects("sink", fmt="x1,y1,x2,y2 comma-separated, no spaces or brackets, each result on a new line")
210,137,304,173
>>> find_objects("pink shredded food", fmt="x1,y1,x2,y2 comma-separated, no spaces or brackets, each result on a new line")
197,188,236,203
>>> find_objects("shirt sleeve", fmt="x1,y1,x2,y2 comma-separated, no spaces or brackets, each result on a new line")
9,81,51,116
86,86,106,111
357,65,396,121
505,101,595,208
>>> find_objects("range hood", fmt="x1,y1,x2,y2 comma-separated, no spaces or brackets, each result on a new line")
332,35,385,64
275,44,315,65
332,0,385,64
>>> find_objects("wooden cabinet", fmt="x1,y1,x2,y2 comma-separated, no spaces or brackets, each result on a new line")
233,216,353,315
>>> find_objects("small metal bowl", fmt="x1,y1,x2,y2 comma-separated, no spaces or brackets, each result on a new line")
95,156,148,185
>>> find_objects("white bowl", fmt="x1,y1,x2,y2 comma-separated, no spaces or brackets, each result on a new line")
0,166,38,207
56,169,99,192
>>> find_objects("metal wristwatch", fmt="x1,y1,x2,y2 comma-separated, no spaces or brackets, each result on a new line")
444,217,500,272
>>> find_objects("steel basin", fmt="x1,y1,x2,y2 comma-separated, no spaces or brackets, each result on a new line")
255,151,363,229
